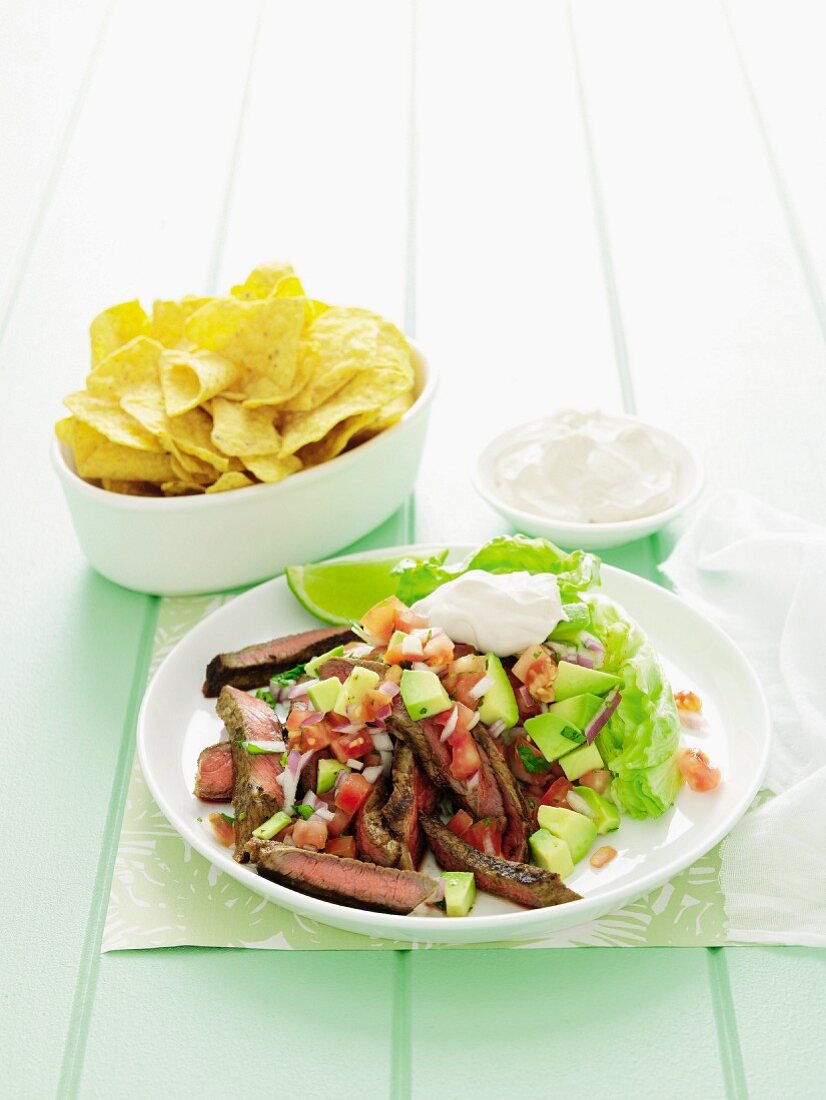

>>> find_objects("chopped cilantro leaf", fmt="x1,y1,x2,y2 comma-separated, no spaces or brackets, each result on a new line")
237,812,247,822
195,816,203,823
293,804,314,820
220,812,234,825
270,664,305,688
517,743,552,774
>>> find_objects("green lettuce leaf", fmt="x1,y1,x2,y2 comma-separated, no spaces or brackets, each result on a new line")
586,592,682,818
393,535,600,605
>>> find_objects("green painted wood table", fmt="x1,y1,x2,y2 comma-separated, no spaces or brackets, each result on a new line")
3,1,825,1096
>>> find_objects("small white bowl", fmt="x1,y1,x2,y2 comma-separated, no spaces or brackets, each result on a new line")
474,412,704,550
53,347,436,595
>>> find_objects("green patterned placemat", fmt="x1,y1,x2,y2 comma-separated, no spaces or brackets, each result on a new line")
103,596,738,951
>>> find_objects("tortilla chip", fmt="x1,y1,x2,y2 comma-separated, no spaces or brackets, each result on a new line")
279,364,409,457
89,300,148,365
160,345,241,416
210,397,281,457
160,480,205,496
121,386,231,472
68,420,175,482
242,453,302,484
231,262,295,301
101,478,162,496
64,391,164,452
86,336,164,400
296,411,375,467
148,296,212,347
205,471,256,493
281,307,410,413
184,295,304,393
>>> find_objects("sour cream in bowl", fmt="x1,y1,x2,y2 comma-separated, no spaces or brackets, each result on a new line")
474,410,704,550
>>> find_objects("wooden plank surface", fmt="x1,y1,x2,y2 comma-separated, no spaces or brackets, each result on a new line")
1,1,825,1098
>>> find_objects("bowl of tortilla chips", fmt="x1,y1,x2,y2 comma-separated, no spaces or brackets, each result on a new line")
52,263,436,595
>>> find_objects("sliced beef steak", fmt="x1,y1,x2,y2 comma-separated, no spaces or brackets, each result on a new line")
316,655,389,683
203,626,354,696
216,686,286,862
194,741,234,801
354,776,401,867
246,840,437,914
421,816,580,909
389,706,504,820
474,726,530,863
383,743,438,870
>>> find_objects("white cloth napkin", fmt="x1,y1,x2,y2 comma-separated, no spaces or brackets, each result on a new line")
662,491,826,946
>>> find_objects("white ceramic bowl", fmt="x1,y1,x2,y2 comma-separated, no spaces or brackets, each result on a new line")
53,347,436,595
474,413,704,550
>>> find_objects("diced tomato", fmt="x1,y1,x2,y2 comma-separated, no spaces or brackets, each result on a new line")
300,720,333,752
292,817,329,850
464,818,504,857
361,596,408,644
423,633,455,668
395,605,429,633
335,772,373,815
579,768,612,794
331,730,374,763
512,645,557,703
326,807,353,838
507,668,543,720
326,836,357,858
363,750,382,768
447,809,473,837
351,689,392,724
540,777,575,808
432,701,476,737
506,735,551,785
447,725,482,780
286,702,310,732
207,812,235,848
675,691,703,713
447,671,487,710
678,748,721,792
384,635,407,664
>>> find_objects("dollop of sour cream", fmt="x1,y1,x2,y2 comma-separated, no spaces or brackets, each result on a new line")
412,570,566,657
494,410,679,524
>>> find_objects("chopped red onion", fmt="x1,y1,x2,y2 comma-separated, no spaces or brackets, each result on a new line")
468,675,494,701
411,661,430,672
299,710,325,726
245,739,286,753
379,749,393,776
287,678,319,700
351,623,383,647
402,633,424,658
347,758,364,771
488,719,506,738
379,680,400,698
430,879,445,903
426,664,447,676
333,722,362,736
302,791,319,809
439,706,459,743
467,711,480,730
374,704,393,722
466,771,480,790
575,652,596,670
566,789,596,818
583,689,621,744
346,641,375,658
362,765,383,784
311,805,335,823
679,710,706,731
372,731,393,752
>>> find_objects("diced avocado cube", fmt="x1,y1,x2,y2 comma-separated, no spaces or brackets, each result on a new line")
524,712,584,762
333,666,381,715
559,741,605,781
529,828,574,877
549,602,591,641
387,629,407,652
307,677,342,713
573,786,619,833
305,644,345,677
537,805,598,864
442,871,476,917
553,661,620,702
478,653,519,729
251,810,292,840
316,758,348,794
547,693,603,731
400,668,452,721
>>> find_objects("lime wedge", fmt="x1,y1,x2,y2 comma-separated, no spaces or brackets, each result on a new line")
286,557,407,624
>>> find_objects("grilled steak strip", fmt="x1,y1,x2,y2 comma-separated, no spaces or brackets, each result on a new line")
355,776,401,867
247,840,438,914
203,626,354,696
421,815,580,909
194,741,234,801
383,743,438,870
474,726,530,863
316,655,389,682
217,686,286,862
389,706,504,820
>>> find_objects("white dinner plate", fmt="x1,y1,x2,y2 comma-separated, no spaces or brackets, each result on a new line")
137,545,771,945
